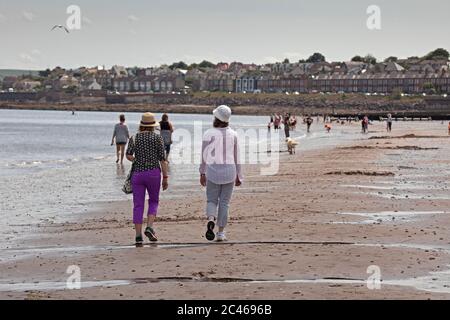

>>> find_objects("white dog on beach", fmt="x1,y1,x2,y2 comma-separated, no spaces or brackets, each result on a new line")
286,138,298,154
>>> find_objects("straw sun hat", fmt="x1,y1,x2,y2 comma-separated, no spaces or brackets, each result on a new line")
140,112,159,127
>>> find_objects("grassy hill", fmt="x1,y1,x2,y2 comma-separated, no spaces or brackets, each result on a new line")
0,69,41,80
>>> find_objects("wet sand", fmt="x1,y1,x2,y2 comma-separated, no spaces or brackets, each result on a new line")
1,121,450,299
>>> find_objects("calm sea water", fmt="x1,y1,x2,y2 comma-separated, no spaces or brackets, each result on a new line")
0,109,400,248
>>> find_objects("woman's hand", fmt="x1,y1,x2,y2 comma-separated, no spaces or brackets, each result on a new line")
235,176,242,187
200,174,206,187
162,177,169,190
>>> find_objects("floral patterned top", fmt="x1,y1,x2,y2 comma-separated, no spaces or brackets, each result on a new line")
126,131,166,172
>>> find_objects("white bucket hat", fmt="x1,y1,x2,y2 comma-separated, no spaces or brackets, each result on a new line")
213,105,232,123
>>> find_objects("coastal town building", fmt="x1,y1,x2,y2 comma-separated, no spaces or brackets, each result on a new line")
13,79,41,91
1,76,18,90
81,78,102,91
111,74,185,93
204,73,234,92
111,65,128,77
256,75,309,93
235,76,257,93
309,71,450,94
45,75,80,91
216,63,229,71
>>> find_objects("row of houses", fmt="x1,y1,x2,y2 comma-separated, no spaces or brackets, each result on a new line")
188,69,450,94
0,65,187,94
249,72,450,94
183,60,450,94
4,71,449,95
2,58,450,95
111,75,185,93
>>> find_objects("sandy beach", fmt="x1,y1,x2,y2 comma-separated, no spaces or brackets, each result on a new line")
1,120,450,300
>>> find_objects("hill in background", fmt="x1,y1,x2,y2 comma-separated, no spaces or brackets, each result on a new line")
0,69,41,80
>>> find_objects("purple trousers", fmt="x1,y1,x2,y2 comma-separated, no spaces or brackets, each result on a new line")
131,169,161,224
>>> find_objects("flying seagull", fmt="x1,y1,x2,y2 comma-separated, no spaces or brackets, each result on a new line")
51,25,70,33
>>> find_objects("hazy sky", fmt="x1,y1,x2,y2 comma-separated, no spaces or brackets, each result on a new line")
1,0,449,70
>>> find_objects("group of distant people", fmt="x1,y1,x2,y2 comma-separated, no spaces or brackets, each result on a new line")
264,112,402,135
268,113,337,135
268,113,298,138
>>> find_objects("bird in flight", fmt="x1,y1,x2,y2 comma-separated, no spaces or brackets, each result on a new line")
51,25,70,33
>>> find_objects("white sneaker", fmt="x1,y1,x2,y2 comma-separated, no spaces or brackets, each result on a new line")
216,232,227,242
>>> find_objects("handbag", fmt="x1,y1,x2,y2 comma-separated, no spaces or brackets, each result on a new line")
122,135,136,194
122,167,134,194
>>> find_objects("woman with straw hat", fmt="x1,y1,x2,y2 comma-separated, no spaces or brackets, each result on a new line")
126,113,169,245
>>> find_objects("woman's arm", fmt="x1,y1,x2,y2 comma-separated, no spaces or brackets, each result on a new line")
159,136,169,190
199,139,207,176
199,138,208,179
234,134,243,185
111,126,116,145
160,159,168,177
125,136,135,162
199,134,209,187
160,160,169,190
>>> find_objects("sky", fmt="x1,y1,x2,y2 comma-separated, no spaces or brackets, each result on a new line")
0,0,449,70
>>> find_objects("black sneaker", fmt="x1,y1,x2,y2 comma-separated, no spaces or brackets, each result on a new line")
144,227,158,242
135,235,144,247
205,221,215,241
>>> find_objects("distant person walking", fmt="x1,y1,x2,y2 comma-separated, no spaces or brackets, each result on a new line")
306,116,313,133
200,105,243,242
362,116,369,134
159,113,174,159
386,114,393,132
289,115,297,130
126,113,169,245
111,114,130,165
268,114,274,132
283,113,291,138
273,114,281,131
448,122,450,135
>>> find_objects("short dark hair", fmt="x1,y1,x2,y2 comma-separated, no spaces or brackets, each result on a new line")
119,114,125,122
161,113,169,122
213,117,229,128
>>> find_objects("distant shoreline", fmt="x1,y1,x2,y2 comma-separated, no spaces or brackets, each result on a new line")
1,102,450,120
